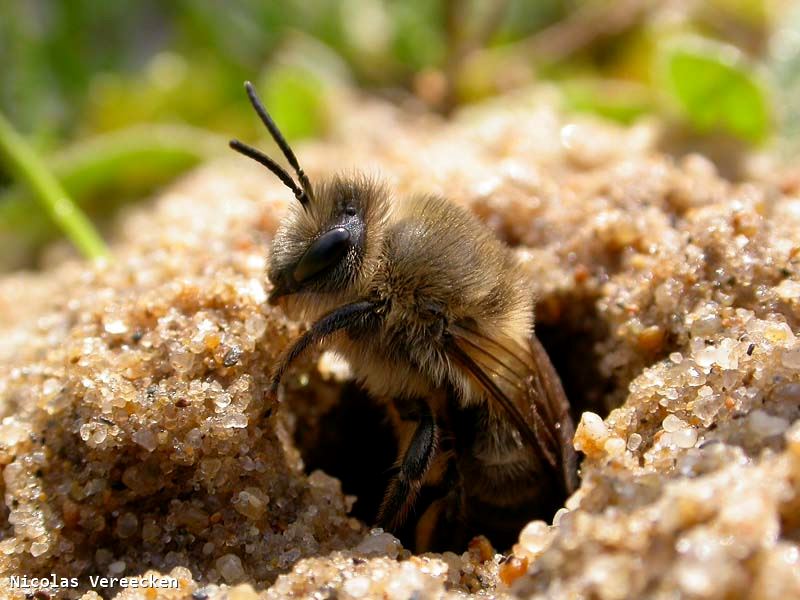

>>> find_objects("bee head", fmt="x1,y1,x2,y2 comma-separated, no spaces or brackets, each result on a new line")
229,82,389,314
267,174,389,311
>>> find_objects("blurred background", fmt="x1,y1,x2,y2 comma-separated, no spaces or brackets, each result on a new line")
1,0,798,270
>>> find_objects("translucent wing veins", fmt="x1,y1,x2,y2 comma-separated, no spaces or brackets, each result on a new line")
446,323,578,494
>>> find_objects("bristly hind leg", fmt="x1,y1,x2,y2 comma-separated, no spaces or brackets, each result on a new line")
377,398,438,532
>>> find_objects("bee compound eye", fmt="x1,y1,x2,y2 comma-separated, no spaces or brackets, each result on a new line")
293,227,352,283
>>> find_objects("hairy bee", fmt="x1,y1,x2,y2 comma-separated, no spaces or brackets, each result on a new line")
230,81,578,552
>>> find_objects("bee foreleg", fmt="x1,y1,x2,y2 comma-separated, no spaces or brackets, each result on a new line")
267,300,378,397
377,400,438,532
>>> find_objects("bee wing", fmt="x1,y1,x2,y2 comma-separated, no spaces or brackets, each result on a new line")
529,334,579,493
447,323,578,494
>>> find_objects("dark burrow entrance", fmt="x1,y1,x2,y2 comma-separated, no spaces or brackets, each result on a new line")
292,380,397,526
287,308,615,552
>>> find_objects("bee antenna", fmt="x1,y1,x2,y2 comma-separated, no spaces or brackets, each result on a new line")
229,139,308,205
243,81,314,204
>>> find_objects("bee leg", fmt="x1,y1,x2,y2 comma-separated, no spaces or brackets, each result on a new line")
267,300,378,397
377,399,438,532
414,459,467,552
415,496,447,552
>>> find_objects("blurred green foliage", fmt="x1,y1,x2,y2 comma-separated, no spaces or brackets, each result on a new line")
0,112,109,259
661,37,770,143
770,2,800,159
0,0,794,268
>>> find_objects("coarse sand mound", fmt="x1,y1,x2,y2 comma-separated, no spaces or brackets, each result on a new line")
2,89,800,599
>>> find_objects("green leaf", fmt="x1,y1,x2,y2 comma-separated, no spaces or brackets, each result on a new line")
661,37,771,143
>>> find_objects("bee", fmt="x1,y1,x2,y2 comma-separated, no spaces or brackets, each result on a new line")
230,81,578,551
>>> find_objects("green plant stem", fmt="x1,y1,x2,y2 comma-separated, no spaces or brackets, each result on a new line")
0,111,109,260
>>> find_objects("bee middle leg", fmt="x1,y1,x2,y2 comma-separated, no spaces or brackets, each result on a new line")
377,397,438,531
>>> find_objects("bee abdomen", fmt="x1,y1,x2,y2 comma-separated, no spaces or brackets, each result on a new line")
447,398,565,549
